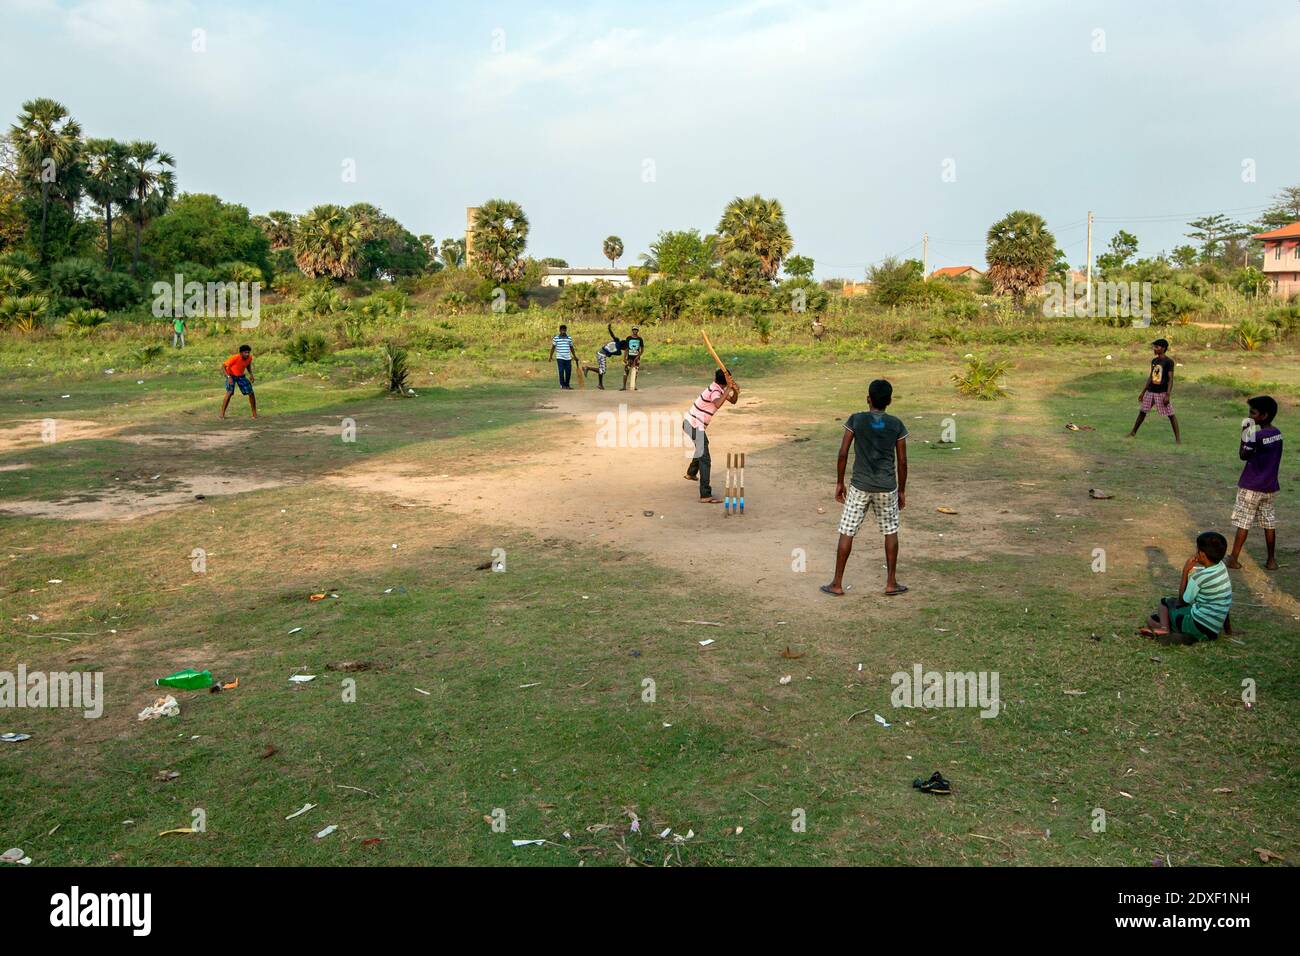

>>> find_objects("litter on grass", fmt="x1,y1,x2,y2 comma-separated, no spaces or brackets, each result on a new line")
1,733,32,743
157,828,195,836
137,696,179,721
315,825,338,839
1,848,32,865
285,804,316,820
512,839,545,847
698,639,715,646
874,714,892,728
289,674,316,683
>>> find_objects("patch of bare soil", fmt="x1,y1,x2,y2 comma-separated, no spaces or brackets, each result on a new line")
119,430,253,450
0,419,122,451
329,387,1029,613
0,473,284,521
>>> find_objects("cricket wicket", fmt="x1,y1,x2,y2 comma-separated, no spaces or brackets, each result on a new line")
725,452,746,516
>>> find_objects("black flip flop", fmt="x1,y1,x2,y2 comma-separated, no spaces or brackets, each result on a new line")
913,772,951,795
819,584,844,597
885,585,909,596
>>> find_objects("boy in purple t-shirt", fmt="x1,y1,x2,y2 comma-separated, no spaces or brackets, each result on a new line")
1227,395,1282,570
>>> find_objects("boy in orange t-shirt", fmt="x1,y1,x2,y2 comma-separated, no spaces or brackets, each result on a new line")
220,344,257,419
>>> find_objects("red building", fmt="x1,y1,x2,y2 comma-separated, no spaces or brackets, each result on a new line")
1253,221,1300,298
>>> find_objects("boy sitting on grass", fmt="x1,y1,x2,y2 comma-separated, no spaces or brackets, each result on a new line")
220,344,257,419
1139,531,1233,644
1226,395,1282,571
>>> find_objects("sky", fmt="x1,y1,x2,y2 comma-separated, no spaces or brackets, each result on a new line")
3,0,1298,278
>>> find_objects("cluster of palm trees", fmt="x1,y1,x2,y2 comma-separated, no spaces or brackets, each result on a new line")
9,98,175,273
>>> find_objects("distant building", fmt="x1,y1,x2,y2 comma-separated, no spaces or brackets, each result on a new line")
840,280,872,296
1252,221,1300,297
929,265,984,281
542,267,632,288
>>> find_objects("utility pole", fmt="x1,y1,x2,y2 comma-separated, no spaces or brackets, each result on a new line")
922,232,929,280
1084,210,1094,309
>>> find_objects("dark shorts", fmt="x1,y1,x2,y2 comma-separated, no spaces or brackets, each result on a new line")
226,375,253,396
1161,597,1217,641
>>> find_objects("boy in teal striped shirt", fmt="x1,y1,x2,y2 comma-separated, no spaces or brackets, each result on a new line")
1140,531,1233,644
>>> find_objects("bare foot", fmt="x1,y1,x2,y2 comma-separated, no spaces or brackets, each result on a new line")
698,496,721,503
1125,432,1136,438
1224,557,1242,569
683,474,695,481
1265,559,1278,571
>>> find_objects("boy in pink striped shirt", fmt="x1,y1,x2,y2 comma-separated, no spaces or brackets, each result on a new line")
681,369,739,502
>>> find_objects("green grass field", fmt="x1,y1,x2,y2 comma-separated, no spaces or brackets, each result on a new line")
1,335,1296,866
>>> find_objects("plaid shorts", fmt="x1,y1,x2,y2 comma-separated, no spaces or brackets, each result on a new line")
838,486,900,537
1140,391,1174,416
1232,488,1277,530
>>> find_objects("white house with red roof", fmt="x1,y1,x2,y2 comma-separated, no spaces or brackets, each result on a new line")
1253,221,1300,297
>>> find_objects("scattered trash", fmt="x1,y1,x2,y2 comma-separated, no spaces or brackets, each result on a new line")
936,507,958,515
1,733,31,743
288,627,302,634
137,696,180,721
326,661,370,672
629,650,641,658
1088,488,1113,500
153,770,180,782
414,688,431,696
156,669,213,690
285,804,316,820
315,825,338,839
474,561,493,571
309,593,327,601
874,714,892,728
1064,423,1095,431
1118,791,1134,799
680,619,724,627
778,675,792,685
512,839,546,847
1211,787,1234,794
913,772,951,795
1,848,32,865
360,838,382,847
209,678,239,693
158,828,196,836
698,639,715,647
47,578,63,584
518,682,540,689
288,674,316,683
1063,689,1086,696
643,511,654,517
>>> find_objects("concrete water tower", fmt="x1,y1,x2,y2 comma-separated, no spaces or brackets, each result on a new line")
465,206,479,263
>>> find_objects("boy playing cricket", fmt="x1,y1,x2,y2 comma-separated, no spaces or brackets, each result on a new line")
822,379,909,596
582,323,624,390
1127,337,1180,443
1139,531,1233,644
682,368,739,503
548,324,576,390
1227,395,1282,570
220,344,257,419
622,326,645,391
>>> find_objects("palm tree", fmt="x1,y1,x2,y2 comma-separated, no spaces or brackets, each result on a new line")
603,235,623,268
471,199,529,282
439,237,465,269
254,210,296,250
716,194,792,281
123,141,176,275
83,138,130,270
985,210,1056,307
9,98,83,260
293,204,369,279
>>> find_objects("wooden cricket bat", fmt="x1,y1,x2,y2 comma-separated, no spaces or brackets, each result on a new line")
701,330,736,388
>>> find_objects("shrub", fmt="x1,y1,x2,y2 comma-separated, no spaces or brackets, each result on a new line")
65,307,109,333
690,288,741,320
221,261,265,285
382,342,410,393
298,284,346,318
558,281,600,319
129,343,165,366
952,356,1010,399
751,314,772,344
0,294,49,333
49,258,141,311
287,332,330,363
0,264,36,296
1235,318,1271,351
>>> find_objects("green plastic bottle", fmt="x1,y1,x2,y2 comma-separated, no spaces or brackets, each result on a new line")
155,669,214,690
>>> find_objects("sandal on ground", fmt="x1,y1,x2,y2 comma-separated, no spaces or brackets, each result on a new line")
884,585,909,595
913,772,951,795
819,584,844,597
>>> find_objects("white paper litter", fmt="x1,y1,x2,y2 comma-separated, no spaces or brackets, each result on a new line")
698,639,714,646
315,825,338,839
137,696,179,721
512,839,545,847
285,804,316,820
874,714,892,728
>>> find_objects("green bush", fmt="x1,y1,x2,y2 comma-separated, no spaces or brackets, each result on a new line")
382,341,410,393
49,258,141,311
952,356,1010,399
1235,318,1271,351
287,332,331,363
64,307,109,333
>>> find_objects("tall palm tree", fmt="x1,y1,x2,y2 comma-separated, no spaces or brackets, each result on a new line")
123,141,176,275
985,210,1056,307
471,199,529,282
439,237,465,269
293,204,370,279
603,235,623,268
9,98,83,260
716,194,792,281
83,138,130,270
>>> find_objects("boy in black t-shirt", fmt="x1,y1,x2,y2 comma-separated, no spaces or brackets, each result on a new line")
821,379,910,597
1127,338,1180,444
